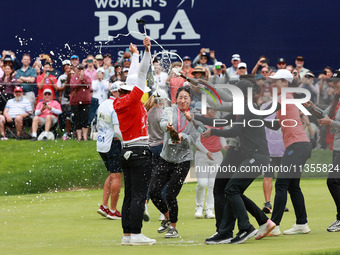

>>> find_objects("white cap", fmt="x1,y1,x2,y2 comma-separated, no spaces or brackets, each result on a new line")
268,69,294,83
237,62,247,69
232,54,241,61
121,74,151,93
215,61,223,67
43,88,53,94
97,67,105,74
152,89,169,100
110,81,124,92
123,67,129,72
62,60,71,66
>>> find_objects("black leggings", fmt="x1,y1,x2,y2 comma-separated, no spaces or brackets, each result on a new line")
214,147,268,232
328,150,340,220
149,158,190,223
71,104,90,129
271,142,312,226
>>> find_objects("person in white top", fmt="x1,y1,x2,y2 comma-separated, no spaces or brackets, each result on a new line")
96,81,123,221
92,68,110,105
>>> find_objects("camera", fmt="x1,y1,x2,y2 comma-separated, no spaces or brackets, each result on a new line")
205,48,210,53
215,65,221,70
293,71,298,76
261,59,267,64
5,50,11,55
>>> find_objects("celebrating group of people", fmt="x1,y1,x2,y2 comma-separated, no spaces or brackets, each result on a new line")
89,36,340,246
1,37,339,246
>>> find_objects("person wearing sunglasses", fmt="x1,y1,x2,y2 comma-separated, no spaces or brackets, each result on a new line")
84,55,97,82
31,89,62,141
251,55,269,77
299,71,318,103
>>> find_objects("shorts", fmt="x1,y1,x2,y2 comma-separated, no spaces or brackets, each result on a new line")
40,115,58,126
99,140,123,173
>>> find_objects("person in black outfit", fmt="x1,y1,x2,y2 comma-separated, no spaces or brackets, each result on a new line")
197,80,276,244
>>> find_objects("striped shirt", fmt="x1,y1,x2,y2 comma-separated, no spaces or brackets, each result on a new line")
5,97,32,118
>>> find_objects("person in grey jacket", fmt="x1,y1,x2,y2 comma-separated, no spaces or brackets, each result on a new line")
317,71,340,232
149,86,203,239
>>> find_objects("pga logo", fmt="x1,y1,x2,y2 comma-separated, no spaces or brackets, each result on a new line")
201,85,312,116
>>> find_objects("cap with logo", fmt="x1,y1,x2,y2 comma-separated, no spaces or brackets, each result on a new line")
14,86,23,92
192,66,206,74
183,56,191,61
268,69,294,83
296,56,304,61
104,53,112,59
277,58,286,63
232,54,241,61
71,55,79,60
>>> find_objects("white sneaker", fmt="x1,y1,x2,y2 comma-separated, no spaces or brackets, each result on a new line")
158,213,165,221
268,226,281,236
283,223,310,235
327,220,340,232
205,209,215,219
195,206,204,219
130,233,156,246
121,235,130,245
255,219,276,240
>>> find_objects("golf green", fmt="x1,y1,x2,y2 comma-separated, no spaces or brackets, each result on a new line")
1,179,340,255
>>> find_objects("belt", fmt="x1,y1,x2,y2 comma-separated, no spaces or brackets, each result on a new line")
123,142,149,148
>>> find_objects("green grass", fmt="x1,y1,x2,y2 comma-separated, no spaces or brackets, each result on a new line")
0,139,334,195
0,140,107,195
1,180,340,255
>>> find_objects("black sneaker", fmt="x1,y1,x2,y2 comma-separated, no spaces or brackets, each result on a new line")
284,207,289,212
230,225,258,244
157,219,170,233
262,202,272,214
31,137,38,142
205,232,233,244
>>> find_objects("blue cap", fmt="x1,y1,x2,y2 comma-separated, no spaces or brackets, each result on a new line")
71,55,79,59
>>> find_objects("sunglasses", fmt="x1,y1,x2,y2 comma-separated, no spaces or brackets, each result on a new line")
278,62,285,65
44,92,52,95
124,59,130,62
261,71,269,73
238,67,246,70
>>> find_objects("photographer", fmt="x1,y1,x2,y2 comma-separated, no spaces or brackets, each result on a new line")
210,62,228,84
36,62,58,102
193,48,219,73
251,55,269,76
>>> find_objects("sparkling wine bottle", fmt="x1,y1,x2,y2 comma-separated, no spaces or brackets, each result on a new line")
306,105,325,119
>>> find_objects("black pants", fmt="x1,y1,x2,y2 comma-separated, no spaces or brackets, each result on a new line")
271,142,312,226
214,147,268,233
218,153,270,237
328,150,340,220
149,158,190,223
120,146,152,234
71,104,90,129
